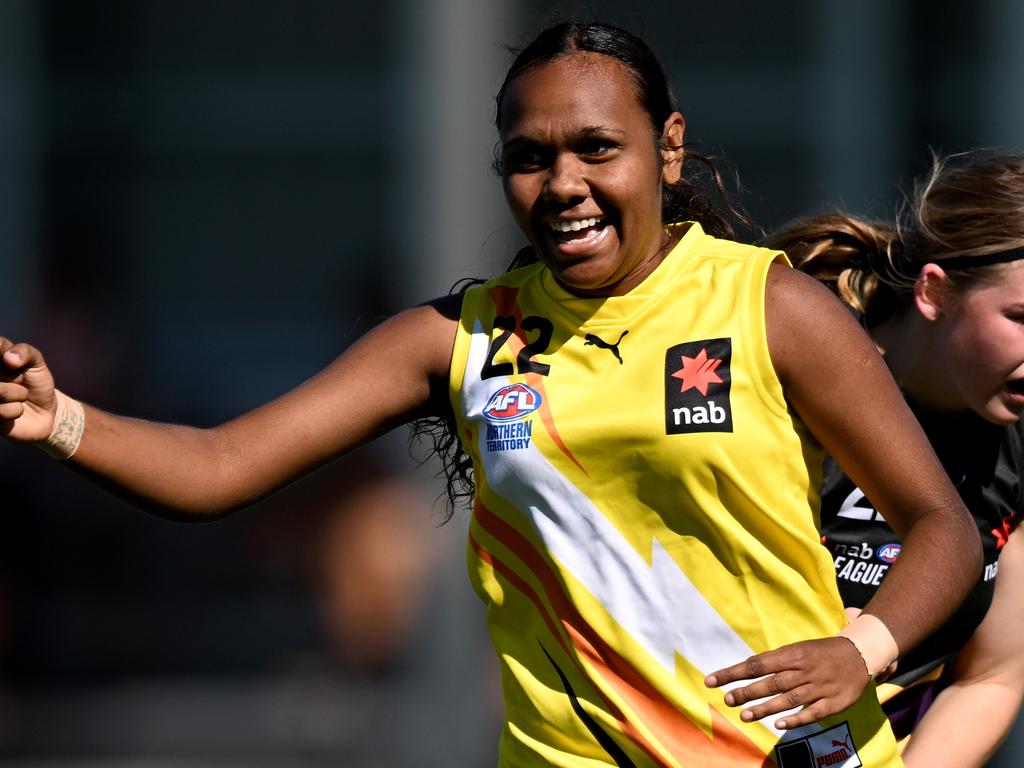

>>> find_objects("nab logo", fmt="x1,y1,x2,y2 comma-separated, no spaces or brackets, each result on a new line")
482,384,542,423
876,543,901,564
664,338,733,434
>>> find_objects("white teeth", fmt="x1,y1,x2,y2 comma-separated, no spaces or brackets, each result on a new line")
549,217,601,233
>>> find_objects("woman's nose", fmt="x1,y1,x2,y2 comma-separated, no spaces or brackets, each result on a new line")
542,154,588,203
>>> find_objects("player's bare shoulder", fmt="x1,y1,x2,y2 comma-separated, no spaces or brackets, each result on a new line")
764,263,868,385
358,293,463,389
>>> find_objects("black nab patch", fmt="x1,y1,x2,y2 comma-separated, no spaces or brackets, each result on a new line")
664,338,733,434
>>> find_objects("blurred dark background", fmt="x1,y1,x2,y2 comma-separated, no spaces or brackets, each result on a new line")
0,1,1021,765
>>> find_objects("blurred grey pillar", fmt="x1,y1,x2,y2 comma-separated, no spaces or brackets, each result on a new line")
980,0,1024,148
0,0,39,334
391,1,523,765
813,0,905,211
393,0,522,308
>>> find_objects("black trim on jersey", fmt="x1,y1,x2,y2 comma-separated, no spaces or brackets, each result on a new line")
539,642,637,768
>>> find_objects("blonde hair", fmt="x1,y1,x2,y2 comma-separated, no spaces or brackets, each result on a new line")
766,151,1024,325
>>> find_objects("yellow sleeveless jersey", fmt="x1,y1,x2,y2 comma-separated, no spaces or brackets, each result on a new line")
449,223,903,767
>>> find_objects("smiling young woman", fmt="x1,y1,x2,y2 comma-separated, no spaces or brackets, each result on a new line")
497,51,685,297
769,150,1024,767
0,21,980,767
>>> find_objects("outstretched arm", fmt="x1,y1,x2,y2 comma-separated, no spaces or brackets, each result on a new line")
706,264,980,729
0,295,460,519
901,528,1024,768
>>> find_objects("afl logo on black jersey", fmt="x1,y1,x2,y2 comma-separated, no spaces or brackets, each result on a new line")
664,338,733,434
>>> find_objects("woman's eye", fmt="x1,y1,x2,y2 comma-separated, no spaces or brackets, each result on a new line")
578,139,616,158
503,148,547,172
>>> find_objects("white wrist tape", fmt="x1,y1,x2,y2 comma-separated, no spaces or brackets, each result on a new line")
35,389,85,460
838,613,899,678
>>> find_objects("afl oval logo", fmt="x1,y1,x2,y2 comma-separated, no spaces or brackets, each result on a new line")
876,543,901,564
482,384,542,423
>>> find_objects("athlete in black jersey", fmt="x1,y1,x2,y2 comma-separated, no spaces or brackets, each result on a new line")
769,150,1024,767
820,406,1023,738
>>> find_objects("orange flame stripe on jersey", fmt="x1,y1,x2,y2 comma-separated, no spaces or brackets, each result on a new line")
469,529,672,765
474,498,773,766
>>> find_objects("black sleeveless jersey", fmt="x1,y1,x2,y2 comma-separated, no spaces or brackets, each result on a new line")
820,402,1024,740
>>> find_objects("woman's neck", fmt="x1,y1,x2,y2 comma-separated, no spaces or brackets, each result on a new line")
870,311,961,411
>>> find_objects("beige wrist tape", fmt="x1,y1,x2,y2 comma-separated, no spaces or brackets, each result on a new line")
35,389,85,460
838,613,899,678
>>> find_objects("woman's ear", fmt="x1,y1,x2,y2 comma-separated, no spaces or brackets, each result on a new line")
914,263,952,321
661,112,686,185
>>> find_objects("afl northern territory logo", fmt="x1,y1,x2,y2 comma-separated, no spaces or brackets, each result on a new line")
482,383,542,423
664,338,733,434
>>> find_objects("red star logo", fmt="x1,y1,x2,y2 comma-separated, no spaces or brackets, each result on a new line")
671,348,723,395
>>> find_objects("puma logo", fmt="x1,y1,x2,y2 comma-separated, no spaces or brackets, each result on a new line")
584,330,628,364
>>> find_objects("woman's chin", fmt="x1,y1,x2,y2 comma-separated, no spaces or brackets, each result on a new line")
980,396,1024,425
547,262,621,296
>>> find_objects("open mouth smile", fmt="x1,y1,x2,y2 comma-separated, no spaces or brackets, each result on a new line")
545,217,610,252
548,216,604,234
